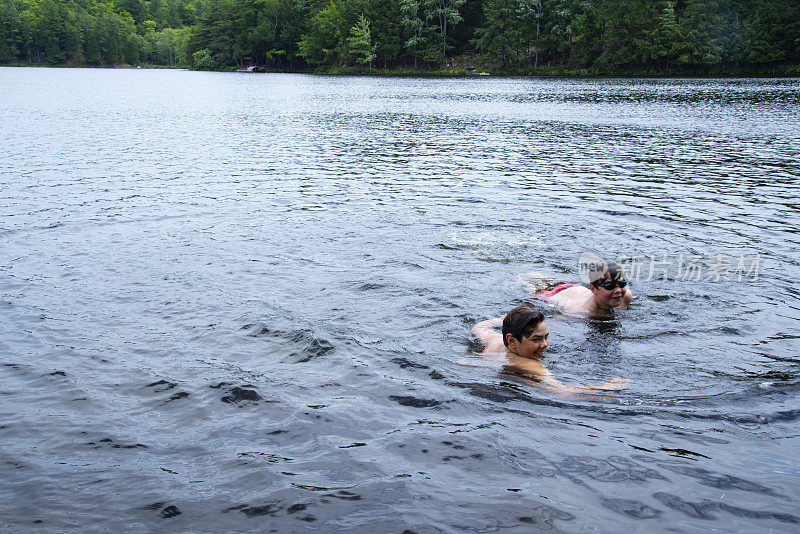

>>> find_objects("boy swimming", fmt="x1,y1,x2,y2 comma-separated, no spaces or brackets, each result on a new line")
472,306,626,394
539,262,633,316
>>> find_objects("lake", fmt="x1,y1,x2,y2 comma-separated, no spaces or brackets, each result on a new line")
1,67,799,532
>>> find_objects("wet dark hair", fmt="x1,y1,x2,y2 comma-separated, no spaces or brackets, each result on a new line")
590,262,625,287
502,306,545,347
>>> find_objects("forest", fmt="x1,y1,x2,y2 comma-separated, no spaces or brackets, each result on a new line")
1,0,798,74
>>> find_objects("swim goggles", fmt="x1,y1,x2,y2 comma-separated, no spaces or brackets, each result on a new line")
596,280,628,291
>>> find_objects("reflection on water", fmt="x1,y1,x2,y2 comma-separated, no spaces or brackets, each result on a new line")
1,68,799,532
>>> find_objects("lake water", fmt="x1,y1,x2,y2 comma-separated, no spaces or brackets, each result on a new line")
1,67,799,532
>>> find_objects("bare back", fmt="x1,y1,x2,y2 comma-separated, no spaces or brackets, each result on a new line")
547,285,596,313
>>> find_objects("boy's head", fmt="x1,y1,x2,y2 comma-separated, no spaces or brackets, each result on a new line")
501,306,545,347
589,262,626,287
589,262,628,309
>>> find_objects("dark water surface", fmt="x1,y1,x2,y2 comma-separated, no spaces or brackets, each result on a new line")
1,67,799,532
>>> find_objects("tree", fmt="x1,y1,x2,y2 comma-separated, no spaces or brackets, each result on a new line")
473,0,537,66
518,0,542,67
17,8,37,62
120,0,146,24
192,46,217,68
272,0,306,68
400,0,430,67
532,0,595,68
423,0,464,61
1,0,798,72
154,27,178,64
98,12,124,63
648,1,686,69
593,0,649,68
678,0,724,66
448,0,484,57
745,0,800,64
297,0,348,65
345,13,375,67
123,32,141,63
34,0,67,62
362,0,404,67
83,16,102,63
0,0,14,62
192,0,237,65
716,0,747,67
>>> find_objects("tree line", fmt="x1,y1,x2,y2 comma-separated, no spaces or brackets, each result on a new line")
1,0,798,73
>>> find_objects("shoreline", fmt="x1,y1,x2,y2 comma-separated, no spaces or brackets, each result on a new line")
3,62,799,78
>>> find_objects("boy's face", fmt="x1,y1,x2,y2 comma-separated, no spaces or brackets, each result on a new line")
510,321,549,360
590,274,626,308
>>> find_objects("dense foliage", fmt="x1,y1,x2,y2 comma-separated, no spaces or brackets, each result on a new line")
1,0,798,72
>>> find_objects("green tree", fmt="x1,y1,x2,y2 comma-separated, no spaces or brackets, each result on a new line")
82,15,102,63
148,0,169,29
34,0,67,62
154,27,177,63
17,8,37,62
400,0,430,67
271,0,306,68
423,0,464,61
518,0,543,66
678,0,724,66
192,46,217,68
646,1,687,69
123,31,143,63
297,0,348,64
745,0,800,64
448,0,484,57
120,0,146,23
362,0,404,67
716,0,747,67
62,17,82,62
344,13,375,67
192,0,237,65
98,12,124,63
593,0,650,68
473,0,536,66
534,0,594,67
0,0,13,62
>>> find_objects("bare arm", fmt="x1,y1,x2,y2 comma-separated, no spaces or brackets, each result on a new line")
510,374,626,399
471,316,504,347
621,286,633,307
504,358,628,396
540,374,628,394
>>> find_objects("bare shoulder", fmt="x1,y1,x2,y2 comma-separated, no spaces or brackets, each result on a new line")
472,316,504,350
622,287,634,306
482,337,506,353
505,354,548,380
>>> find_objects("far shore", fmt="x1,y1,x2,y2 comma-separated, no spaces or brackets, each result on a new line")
3,62,799,78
